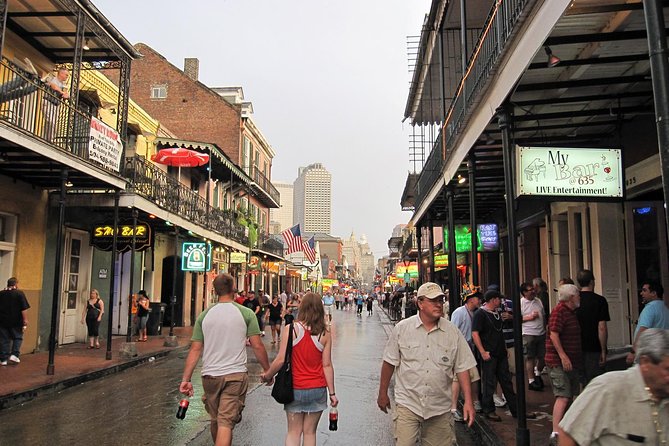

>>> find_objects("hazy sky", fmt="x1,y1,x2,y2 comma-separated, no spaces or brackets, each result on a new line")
96,0,431,257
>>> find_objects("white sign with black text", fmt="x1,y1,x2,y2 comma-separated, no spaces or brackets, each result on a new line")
89,117,123,172
516,146,623,198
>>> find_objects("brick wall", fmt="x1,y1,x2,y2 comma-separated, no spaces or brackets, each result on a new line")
128,43,242,164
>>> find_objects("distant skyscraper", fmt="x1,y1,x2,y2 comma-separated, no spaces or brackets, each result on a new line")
293,163,332,234
270,181,294,234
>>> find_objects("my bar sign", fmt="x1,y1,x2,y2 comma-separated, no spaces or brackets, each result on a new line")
91,222,151,252
516,146,623,198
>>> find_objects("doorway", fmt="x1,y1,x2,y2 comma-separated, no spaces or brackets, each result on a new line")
162,255,184,327
59,229,92,344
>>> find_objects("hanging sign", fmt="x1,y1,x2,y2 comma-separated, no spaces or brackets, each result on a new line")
91,221,152,252
181,242,212,271
89,117,123,172
443,224,499,253
229,252,247,263
248,256,263,271
516,146,623,198
278,262,287,276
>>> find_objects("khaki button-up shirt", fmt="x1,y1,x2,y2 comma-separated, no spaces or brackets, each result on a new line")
383,314,477,419
561,366,669,446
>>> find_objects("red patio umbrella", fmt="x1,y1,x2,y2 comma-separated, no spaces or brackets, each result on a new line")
151,148,209,167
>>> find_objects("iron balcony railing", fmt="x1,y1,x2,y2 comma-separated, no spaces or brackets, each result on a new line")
0,58,118,174
255,231,285,258
415,0,529,209
125,156,248,245
246,165,280,205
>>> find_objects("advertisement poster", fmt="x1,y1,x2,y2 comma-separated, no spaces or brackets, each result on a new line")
516,146,622,198
89,117,123,172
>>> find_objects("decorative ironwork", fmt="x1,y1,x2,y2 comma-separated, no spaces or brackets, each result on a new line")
255,231,284,257
116,55,130,168
0,0,7,62
124,156,248,246
246,165,280,205
0,58,119,175
66,9,84,154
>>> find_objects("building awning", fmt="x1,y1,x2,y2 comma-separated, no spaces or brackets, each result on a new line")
154,137,251,185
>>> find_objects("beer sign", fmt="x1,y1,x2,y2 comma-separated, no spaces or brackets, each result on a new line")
182,242,212,271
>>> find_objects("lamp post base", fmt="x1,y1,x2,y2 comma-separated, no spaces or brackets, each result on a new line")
119,342,138,359
163,335,179,347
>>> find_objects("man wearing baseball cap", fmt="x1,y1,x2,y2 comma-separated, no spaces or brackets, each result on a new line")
378,282,477,445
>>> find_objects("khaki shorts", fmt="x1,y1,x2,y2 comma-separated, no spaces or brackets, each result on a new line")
522,334,546,359
323,305,333,315
202,372,249,429
453,367,480,383
547,366,580,399
393,404,456,446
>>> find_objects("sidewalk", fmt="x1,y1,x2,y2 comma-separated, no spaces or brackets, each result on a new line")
0,327,192,411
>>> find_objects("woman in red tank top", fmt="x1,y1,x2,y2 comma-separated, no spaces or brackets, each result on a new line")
263,292,339,446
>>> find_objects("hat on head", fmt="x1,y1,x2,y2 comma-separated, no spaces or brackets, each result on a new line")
464,291,483,302
417,282,445,300
483,289,502,302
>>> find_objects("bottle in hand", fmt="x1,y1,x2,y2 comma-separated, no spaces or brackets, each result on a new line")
176,398,189,419
328,406,338,431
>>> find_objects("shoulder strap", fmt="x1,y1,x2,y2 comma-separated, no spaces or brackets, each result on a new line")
284,322,294,366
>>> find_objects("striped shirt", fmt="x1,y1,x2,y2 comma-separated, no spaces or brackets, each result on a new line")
545,302,582,368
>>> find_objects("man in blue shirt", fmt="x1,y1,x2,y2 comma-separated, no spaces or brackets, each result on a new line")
322,291,335,323
627,280,669,364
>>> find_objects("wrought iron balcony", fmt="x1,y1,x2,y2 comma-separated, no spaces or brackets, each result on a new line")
125,156,248,245
414,0,529,208
0,58,119,175
246,165,280,207
255,231,285,258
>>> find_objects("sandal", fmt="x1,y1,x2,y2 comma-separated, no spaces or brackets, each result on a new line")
95,344,100,349
87,346,94,349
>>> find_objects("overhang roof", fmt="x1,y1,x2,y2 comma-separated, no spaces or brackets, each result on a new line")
6,0,141,63
411,0,668,226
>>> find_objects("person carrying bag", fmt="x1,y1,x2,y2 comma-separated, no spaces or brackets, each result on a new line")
271,321,294,404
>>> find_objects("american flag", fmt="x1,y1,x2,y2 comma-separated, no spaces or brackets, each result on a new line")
281,224,303,254
303,236,317,264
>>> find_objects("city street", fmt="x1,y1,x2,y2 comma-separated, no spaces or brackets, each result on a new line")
0,305,478,445
0,305,477,445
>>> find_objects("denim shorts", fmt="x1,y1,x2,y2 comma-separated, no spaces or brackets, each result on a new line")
284,387,327,413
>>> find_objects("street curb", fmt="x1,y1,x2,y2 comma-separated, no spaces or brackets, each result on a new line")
0,345,189,411
379,305,504,446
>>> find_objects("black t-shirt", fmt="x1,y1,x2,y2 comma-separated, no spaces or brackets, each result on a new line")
576,291,610,352
0,289,30,328
268,302,283,320
472,307,507,357
244,298,260,315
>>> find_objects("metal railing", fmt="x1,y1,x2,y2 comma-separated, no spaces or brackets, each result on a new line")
255,231,284,257
415,0,529,208
246,165,280,205
0,58,117,174
125,156,248,245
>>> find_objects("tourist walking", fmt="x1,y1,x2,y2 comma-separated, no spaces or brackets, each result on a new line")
81,289,104,348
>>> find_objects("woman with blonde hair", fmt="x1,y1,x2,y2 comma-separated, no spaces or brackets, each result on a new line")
262,292,338,446
80,289,104,348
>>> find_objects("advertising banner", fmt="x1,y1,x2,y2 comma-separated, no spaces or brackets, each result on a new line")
182,242,212,271
516,146,623,198
89,117,123,172
229,252,247,263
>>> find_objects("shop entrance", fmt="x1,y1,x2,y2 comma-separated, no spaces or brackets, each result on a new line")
625,201,669,332
59,229,92,344
162,255,184,327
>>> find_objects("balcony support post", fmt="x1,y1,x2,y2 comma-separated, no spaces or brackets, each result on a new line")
428,219,435,283
460,0,468,109
468,154,478,287
642,0,669,242
105,189,120,360
46,168,68,375
416,225,423,286
446,187,458,316
66,10,84,155
169,227,179,337
498,104,530,446
0,0,7,61
125,208,138,342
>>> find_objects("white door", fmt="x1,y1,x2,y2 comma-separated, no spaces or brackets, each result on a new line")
59,230,92,344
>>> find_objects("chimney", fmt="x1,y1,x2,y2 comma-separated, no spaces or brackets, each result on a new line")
184,58,199,81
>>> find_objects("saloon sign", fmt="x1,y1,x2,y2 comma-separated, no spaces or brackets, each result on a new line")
516,147,623,198
91,221,151,252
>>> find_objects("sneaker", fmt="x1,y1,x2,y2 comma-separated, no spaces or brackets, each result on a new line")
451,409,464,422
483,412,502,422
9,355,20,364
0,361,7,366
549,433,559,446
474,400,483,413
260,331,265,337
528,380,543,391
493,394,507,407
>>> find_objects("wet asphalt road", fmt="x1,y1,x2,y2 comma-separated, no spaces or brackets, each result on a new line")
0,305,478,445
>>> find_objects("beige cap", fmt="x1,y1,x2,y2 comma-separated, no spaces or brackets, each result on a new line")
416,282,445,300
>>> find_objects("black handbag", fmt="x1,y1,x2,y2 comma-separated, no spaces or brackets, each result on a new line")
271,321,294,404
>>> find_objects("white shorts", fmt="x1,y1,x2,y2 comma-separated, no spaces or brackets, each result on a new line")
323,305,333,315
